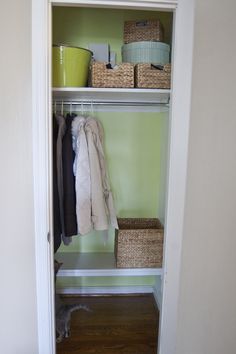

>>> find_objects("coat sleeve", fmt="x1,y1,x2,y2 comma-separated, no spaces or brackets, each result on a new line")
86,117,118,231
72,116,92,235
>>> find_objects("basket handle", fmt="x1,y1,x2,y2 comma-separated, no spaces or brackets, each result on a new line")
135,20,149,28
106,63,113,69
151,64,164,70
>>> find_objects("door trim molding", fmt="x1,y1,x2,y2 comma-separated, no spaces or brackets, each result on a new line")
158,1,195,353
32,1,195,353
32,1,55,353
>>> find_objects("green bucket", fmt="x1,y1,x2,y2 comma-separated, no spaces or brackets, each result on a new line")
52,45,93,87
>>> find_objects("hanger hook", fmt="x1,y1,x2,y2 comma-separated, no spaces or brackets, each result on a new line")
91,100,94,116
61,100,64,116
81,101,84,115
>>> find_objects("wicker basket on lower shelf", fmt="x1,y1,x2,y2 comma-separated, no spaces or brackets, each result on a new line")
135,63,171,89
91,62,134,88
115,218,164,268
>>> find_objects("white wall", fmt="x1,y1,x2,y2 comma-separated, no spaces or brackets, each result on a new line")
0,1,38,353
1,1,236,353
176,1,236,353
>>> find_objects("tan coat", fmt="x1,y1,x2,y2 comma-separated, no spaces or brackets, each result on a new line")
72,116,118,235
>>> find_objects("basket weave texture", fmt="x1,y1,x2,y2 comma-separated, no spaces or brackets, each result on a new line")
91,62,134,88
124,19,164,44
135,63,171,89
115,218,164,268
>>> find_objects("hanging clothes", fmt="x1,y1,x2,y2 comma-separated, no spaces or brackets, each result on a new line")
72,115,118,235
53,115,62,253
85,117,118,231
55,114,72,246
72,116,92,235
53,114,73,249
62,113,78,237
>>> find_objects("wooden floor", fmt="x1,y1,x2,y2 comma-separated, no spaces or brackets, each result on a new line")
56,294,159,354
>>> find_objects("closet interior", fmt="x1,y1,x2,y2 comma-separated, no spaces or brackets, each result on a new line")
52,2,173,347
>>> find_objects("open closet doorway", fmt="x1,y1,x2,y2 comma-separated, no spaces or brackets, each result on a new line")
32,1,195,353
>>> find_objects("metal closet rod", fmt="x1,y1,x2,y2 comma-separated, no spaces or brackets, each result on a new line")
53,100,169,107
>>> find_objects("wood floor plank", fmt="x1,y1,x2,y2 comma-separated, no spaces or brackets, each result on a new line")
56,294,159,354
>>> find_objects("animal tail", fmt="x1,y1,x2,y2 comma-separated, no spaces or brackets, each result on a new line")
65,304,91,313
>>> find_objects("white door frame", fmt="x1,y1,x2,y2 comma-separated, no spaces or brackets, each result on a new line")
32,1,195,353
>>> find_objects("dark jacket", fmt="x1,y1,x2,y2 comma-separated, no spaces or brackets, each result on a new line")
53,115,62,252
62,114,78,237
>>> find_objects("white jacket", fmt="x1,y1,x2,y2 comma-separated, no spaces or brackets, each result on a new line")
72,116,118,235
72,116,92,235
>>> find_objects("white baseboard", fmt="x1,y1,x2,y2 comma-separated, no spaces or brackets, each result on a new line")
56,285,161,309
57,285,153,295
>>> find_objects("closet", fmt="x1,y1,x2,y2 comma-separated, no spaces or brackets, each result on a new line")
32,1,195,353
53,0,171,347
53,6,172,308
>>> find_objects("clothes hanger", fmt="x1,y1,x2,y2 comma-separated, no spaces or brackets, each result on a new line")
81,101,84,116
70,102,72,116
90,100,94,116
61,100,64,116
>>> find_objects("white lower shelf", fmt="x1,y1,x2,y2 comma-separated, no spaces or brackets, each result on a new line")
56,252,163,277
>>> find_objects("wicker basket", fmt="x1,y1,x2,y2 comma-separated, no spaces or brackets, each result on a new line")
124,19,164,44
135,63,171,89
90,62,134,88
115,218,164,268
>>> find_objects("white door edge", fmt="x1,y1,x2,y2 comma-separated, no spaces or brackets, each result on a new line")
32,1,55,353
158,0,195,353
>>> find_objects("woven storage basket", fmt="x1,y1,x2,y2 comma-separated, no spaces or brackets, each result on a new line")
91,62,134,88
124,19,164,44
135,63,171,89
115,218,164,268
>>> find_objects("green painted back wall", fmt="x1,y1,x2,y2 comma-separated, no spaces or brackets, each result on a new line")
58,111,168,254
53,7,173,63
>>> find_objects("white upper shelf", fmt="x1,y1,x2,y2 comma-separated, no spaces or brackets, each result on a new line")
52,87,170,105
50,0,178,11
56,252,163,277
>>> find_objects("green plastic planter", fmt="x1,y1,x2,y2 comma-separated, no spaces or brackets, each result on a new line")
53,45,92,87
